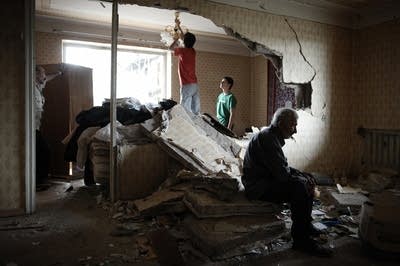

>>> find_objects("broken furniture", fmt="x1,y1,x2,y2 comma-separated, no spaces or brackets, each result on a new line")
89,129,175,200
41,63,93,178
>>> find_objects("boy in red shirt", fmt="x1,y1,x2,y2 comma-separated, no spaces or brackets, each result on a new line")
169,19,200,114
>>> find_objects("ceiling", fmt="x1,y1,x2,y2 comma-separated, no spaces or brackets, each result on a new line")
35,0,399,55
36,0,226,35
36,0,400,31
35,0,248,55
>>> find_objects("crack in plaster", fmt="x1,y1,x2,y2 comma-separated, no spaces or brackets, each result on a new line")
284,18,316,84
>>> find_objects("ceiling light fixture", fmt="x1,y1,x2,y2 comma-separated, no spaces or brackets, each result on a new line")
160,11,187,47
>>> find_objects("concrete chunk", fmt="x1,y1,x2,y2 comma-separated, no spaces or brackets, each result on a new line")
183,214,285,258
134,190,186,216
183,191,278,218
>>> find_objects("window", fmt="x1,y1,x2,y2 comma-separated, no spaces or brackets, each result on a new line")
62,40,171,106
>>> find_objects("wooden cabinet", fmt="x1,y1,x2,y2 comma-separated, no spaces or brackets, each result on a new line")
40,63,93,178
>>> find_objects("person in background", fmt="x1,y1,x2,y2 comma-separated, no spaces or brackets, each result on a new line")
242,107,333,257
35,65,62,188
216,76,237,130
169,18,200,115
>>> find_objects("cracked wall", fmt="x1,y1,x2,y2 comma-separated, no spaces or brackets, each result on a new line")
224,27,312,110
123,0,355,176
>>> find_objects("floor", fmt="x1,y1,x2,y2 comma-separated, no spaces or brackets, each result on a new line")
0,180,398,266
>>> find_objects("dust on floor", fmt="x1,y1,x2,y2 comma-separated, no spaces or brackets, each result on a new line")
0,179,398,266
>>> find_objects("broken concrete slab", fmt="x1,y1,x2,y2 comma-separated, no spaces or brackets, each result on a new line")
329,191,369,213
142,105,243,188
156,138,209,175
183,214,285,258
183,190,278,218
172,172,239,201
192,113,241,156
133,190,186,216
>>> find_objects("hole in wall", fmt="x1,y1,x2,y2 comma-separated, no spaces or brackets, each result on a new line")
223,26,312,111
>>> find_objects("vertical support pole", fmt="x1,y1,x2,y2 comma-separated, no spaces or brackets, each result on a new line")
25,0,35,213
109,0,118,202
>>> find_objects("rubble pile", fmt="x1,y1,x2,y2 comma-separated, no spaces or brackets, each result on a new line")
94,106,400,263
99,170,284,263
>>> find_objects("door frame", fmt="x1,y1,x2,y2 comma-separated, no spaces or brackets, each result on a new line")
25,0,36,214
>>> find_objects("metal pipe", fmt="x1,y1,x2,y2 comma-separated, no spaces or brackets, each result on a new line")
109,0,118,202
25,0,35,214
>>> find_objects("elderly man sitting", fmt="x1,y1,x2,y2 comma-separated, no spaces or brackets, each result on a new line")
242,107,332,257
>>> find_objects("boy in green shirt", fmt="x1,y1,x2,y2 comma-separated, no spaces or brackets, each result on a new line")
216,76,237,130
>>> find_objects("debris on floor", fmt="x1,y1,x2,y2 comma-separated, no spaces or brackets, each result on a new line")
92,106,400,263
183,214,284,259
359,189,400,253
6,105,400,265
329,190,369,213
97,106,389,263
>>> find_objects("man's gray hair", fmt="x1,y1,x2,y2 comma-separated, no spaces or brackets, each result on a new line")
271,107,298,127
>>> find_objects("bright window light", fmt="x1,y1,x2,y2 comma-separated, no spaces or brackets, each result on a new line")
62,40,171,106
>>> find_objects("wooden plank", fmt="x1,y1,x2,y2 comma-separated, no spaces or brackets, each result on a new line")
133,190,185,215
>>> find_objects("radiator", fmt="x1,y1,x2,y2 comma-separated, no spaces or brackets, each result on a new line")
360,128,400,171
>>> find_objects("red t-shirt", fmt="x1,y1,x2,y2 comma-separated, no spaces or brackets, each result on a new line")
174,47,197,86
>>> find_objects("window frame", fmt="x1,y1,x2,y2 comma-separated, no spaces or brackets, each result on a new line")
62,39,171,105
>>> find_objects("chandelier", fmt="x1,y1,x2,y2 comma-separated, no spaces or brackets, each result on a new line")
160,11,188,47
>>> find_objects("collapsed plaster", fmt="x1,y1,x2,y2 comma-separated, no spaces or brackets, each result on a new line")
223,23,313,110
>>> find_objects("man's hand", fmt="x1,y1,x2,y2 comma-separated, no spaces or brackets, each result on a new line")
304,173,316,197
172,30,179,41
291,168,317,197
304,172,316,186
298,176,315,197
295,171,316,197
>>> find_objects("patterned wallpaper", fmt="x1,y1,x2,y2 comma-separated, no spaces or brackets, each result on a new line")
194,51,252,134
353,19,400,130
250,56,269,127
351,19,400,171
